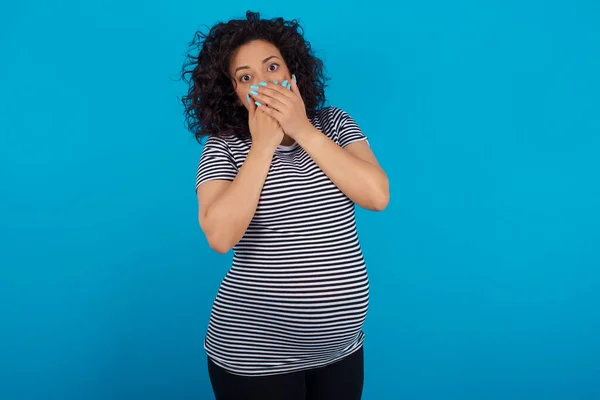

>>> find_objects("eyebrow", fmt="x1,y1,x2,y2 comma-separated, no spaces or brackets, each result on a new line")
234,55,280,74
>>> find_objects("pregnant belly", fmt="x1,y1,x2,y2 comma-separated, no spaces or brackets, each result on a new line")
209,264,370,346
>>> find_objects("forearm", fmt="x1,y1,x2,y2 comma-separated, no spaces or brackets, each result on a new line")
295,126,389,211
203,146,273,252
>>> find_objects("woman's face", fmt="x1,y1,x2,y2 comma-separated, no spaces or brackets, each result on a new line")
229,39,292,111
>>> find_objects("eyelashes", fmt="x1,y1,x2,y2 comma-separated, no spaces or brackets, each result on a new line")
239,63,280,83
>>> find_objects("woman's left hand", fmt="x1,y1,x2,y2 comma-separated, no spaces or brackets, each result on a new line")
249,76,313,138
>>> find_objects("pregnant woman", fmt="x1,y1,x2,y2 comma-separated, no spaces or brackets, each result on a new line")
181,10,389,400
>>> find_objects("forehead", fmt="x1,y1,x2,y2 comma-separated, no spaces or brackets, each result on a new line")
230,40,282,69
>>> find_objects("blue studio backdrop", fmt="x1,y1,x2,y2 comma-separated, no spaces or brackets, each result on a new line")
1,1,599,399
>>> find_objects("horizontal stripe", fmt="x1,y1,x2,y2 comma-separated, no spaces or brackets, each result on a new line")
196,106,371,376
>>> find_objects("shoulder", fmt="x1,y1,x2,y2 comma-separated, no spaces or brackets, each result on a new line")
311,106,352,124
201,134,249,156
310,106,356,139
202,135,228,149
202,134,237,149
196,135,241,186
313,106,368,148
311,106,362,133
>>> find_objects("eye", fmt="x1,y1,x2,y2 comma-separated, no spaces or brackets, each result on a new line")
268,63,280,72
240,74,251,83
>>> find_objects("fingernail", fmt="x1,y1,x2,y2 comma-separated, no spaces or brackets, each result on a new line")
250,85,259,90
259,81,267,86
246,94,251,104
273,80,279,85
281,79,288,87
292,74,297,82
286,83,291,90
250,90,258,96
255,101,262,106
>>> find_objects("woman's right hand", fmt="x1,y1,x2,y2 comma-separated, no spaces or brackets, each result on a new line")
247,97,283,152
196,97,283,254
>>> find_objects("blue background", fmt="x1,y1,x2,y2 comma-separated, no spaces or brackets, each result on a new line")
1,1,599,399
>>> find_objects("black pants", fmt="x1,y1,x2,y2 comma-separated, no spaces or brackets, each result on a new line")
207,346,364,400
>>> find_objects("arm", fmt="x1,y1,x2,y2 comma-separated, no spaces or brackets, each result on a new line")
249,78,389,212
196,96,284,254
197,146,273,254
294,126,390,211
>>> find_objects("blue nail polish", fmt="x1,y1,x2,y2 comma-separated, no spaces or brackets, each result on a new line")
250,85,259,90
246,94,251,104
292,74,297,82
281,79,288,87
273,80,279,85
287,83,291,90
255,101,262,106
250,90,258,96
259,81,267,86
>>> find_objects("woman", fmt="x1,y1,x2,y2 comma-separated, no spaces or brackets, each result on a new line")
181,10,389,400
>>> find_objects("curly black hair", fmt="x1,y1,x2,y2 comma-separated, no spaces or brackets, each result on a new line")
180,11,329,143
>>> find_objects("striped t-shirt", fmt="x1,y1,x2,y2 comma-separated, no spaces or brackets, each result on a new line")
195,106,370,376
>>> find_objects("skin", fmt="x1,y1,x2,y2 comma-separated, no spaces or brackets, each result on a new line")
197,39,390,254
230,39,296,146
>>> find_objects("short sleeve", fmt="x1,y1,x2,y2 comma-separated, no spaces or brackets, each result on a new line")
195,136,238,191
333,107,369,148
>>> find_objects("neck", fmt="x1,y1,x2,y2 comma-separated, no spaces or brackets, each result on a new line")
280,134,295,146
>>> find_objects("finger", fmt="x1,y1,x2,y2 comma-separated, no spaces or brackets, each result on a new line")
250,88,286,112
256,101,284,122
289,74,301,97
277,79,295,95
246,93,257,119
258,81,294,101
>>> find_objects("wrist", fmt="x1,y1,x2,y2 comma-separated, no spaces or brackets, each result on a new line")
249,143,276,160
294,123,321,148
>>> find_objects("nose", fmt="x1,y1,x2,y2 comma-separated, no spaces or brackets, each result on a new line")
252,71,267,84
